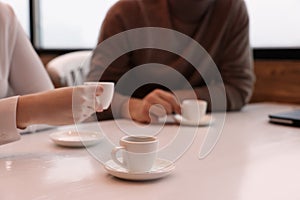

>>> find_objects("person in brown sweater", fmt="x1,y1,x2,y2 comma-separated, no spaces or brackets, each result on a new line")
87,0,255,123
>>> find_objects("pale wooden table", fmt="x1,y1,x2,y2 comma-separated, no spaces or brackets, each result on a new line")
1,103,300,200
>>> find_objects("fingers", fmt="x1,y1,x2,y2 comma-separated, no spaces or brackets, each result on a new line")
127,98,152,123
127,89,181,124
149,104,167,117
145,89,181,116
95,85,104,97
80,84,104,97
156,89,181,114
92,86,104,112
82,85,104,112
72,85,104,122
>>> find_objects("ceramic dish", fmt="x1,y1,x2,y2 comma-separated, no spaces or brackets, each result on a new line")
173,114,214,126
104,158,175,181
49,130,102,147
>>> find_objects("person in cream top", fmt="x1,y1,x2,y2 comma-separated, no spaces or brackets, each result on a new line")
0,2,104,145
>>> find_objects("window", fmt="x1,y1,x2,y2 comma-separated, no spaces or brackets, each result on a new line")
2,0,30,37
245,0,300,49
3,1,300,58
35,0,119,49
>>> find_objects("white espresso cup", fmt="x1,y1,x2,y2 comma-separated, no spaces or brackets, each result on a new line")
111,136,159,173
84,82,114,109
181,99,207,122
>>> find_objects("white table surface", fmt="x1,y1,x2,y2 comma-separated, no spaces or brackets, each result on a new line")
1,103,300,200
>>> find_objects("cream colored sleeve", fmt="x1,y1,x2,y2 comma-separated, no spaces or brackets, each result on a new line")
0,3,54,145
9,13,54,94
0,96,21,145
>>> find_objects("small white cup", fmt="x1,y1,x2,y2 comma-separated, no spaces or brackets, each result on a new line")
181,99,207,122
84,82,114,109
111,136,158,173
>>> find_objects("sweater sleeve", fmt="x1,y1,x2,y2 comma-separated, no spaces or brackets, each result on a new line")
0,96,21,145
8,11,54,95
0,3,53,145
214,0,255,110
177,1,255,112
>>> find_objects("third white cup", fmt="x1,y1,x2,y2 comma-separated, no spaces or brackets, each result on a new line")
181,99,207,122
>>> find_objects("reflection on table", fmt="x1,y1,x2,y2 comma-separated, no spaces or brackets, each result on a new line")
1,103,300,200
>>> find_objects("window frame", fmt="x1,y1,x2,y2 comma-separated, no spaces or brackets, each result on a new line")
27,0,300,59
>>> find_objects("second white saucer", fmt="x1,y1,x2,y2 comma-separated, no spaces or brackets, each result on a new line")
174,114,214,126
49,130,103,147
104,158,175,181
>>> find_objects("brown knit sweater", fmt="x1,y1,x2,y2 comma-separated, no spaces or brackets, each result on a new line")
87,0,255,120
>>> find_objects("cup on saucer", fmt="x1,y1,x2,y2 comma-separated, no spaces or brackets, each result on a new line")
111,136,158,173
181,99,207,123
84,82,114,109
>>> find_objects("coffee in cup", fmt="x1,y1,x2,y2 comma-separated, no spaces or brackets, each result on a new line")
111,136,158,173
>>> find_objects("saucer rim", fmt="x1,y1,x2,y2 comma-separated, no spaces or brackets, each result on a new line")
49,130,103,147
174,114,213,126
104,158,175,181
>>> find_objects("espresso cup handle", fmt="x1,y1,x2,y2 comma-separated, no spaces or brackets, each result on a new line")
111,146,126,168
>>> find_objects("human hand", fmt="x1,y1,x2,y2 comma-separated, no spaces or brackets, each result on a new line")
72,84,104,122
124,89,181,123
17,85,103,128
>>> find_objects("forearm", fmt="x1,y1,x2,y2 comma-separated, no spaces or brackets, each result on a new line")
16,88,73,128
16,93,43,129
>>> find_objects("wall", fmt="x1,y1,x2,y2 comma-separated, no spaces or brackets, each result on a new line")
252,60,300,104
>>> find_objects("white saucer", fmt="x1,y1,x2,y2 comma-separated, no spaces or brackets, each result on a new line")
174,114,214,126
49,130,103,147
104,158,175,181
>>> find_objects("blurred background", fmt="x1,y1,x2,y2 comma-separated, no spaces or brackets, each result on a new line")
3,0,300,103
